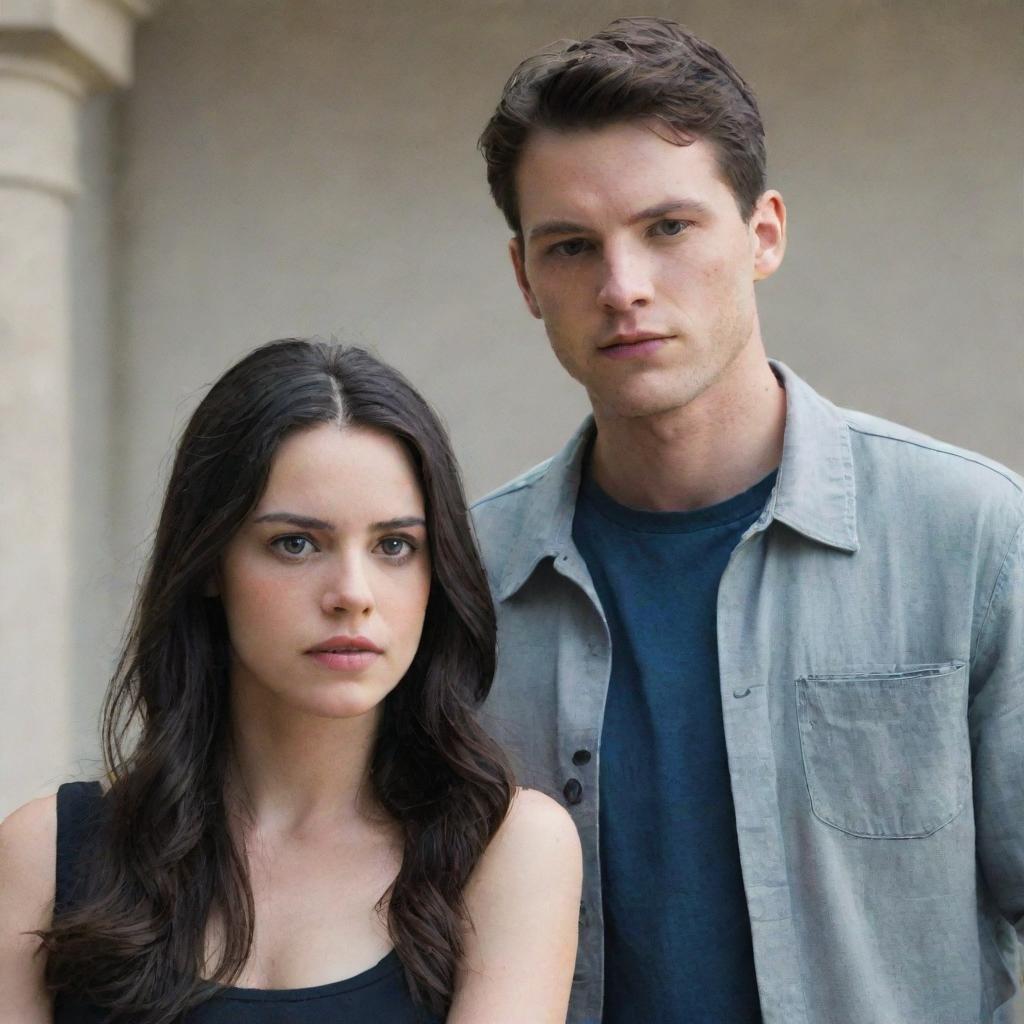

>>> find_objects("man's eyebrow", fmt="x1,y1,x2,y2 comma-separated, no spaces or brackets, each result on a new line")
629,198,712,223
527,198,712,242
250,512,427,531
527,219,592,242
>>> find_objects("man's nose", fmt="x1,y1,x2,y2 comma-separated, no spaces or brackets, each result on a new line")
597,246,654,312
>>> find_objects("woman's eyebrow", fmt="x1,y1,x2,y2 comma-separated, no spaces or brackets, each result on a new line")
373,516,427,531
251,511,334,531
250,512,426,531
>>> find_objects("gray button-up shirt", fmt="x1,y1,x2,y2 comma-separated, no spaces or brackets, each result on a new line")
471,362,1024,1024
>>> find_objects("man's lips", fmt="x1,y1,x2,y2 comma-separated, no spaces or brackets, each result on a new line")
599,333,672,359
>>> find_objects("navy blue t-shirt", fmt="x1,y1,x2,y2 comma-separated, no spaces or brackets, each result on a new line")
572,468,776,1023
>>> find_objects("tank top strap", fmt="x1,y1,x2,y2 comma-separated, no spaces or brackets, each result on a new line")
54,781,106,915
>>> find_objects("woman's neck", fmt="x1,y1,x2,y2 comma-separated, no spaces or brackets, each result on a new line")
226,683,384,837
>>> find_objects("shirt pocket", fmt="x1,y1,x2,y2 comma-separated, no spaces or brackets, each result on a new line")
795,661,969,838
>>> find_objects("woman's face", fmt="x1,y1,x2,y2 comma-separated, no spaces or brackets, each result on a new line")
217,423,432,721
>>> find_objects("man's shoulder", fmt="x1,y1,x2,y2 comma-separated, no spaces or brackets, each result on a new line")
470,457,557,583
842,406,1023,492
840,405,1024,524
472,456,556,521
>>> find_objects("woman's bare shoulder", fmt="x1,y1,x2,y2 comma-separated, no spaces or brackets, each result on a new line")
448,789,581,1021
0,795,57,1020
491,787,580,861
469,786,582,910
0,794,58,913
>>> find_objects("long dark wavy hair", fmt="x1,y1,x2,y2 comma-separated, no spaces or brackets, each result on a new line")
40,340,514,1021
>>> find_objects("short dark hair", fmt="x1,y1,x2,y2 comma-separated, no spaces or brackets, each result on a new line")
479,17,767,231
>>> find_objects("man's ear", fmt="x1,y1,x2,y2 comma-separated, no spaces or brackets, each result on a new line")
751,190,787,282
509,236,543,319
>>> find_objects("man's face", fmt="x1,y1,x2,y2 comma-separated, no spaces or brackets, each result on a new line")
510,121,785,421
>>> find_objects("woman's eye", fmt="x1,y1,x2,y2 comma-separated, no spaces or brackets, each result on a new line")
272,535,314,557
377,537,413,558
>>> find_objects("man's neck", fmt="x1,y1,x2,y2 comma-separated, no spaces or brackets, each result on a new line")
589,352,786,512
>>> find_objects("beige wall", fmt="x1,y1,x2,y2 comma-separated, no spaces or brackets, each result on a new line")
113,0,1023,512
68,90,120,782
0,0,149,814
4,0,1021,811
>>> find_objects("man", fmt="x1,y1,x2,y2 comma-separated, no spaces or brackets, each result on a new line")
470,17,1023,1024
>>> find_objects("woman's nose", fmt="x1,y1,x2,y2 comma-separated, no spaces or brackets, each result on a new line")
320,554,374,616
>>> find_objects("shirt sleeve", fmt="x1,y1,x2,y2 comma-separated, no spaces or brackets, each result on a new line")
970,518,1024,937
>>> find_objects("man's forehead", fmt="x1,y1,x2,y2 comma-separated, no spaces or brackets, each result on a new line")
514,124,726,227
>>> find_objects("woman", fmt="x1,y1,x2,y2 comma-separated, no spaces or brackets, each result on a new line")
0,340,581,1022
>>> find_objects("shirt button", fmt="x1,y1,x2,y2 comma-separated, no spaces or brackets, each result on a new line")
572,749,592,766
563,778,584,805
733,687,752,698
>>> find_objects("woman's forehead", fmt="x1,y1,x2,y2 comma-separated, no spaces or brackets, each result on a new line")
257,423,425,523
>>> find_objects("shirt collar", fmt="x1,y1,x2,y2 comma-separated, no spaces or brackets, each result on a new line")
496,359,858,602
768,360,859,554
495,416,594,602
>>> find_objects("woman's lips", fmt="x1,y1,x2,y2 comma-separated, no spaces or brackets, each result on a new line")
307,650,380,671
305,634,382,671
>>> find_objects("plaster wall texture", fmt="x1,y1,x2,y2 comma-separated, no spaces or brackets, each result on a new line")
66,91,120,783
0,91,118,812
111,1,1021,551
0,0,152,819
0,61,82,816
0,189,73,811
2,0,1020,814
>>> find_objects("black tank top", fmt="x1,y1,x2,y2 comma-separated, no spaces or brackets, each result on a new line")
52,782,439,1023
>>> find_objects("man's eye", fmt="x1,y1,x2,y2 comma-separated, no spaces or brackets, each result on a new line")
550,238,590,257
377,537,414,558
271,535,315,557
652,219,688,237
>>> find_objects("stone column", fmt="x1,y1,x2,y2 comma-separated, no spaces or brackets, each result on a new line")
0,0,158,818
